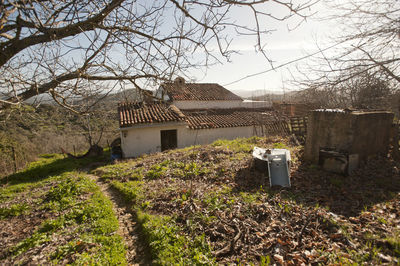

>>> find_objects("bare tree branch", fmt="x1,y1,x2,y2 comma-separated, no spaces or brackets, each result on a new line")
0,0,316,112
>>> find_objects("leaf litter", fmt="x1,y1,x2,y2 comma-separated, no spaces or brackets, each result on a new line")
95,136,400,264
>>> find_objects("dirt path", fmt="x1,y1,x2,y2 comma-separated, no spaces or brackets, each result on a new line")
88,174,150,265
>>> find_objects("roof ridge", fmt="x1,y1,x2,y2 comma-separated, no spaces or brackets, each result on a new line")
161,82,242,101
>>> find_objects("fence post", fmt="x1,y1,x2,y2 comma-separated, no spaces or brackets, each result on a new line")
11,146,17,173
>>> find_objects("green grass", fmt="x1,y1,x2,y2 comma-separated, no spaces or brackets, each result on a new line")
211,136,262,153
93,163,144,181
10,174,126,264
386,233,400,257
16,174,125,264
107,172,215,264
80,136,398,264
0,183,38,203
137,211,214,265
1,152,108,186
0,203,30,219
203,188,234,212
170,161,209,179
272,142,289,149
11,230,52,257
1,152,126,264
111,180,144,203
146,161,169,179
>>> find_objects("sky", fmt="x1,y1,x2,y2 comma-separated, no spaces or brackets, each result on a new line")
2,0,344,102
187,1,337,96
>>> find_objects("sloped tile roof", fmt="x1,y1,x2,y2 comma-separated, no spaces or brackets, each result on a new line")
182,108,279,129
161,82,242,101
119,103,280,130
118,102,185,128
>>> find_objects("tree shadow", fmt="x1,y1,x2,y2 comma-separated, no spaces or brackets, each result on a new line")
232,155,400,217
232,160,268,192
285,156,400,217
1,151,111,186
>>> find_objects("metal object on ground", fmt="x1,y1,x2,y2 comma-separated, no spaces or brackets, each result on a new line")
319,149,347,174
319,148,359,175
253,147,291,187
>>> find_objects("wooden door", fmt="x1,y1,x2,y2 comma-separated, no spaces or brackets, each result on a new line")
161,130,177,151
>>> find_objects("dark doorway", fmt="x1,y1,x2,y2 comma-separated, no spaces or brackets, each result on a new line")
161,130,177,151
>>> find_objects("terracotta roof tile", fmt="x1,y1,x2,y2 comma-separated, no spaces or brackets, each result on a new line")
118,102,185,127
119,103,281,130
182,108,279,129
161,83,242,101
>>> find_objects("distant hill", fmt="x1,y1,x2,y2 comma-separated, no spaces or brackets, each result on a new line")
99,88,148,104
21,88,149,107
230,89,302,102
230,89,271,99
248,93,283,102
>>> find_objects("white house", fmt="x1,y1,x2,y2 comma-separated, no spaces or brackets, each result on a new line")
119,78,281,158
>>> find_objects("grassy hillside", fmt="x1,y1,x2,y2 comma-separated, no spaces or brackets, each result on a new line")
93,137,400,264
0,152,127,264
0,104,119,177
0,88,147,177
1,137,399,264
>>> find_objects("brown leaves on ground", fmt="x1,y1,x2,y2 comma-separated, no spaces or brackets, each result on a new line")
111,136,400,264
0,177,94,265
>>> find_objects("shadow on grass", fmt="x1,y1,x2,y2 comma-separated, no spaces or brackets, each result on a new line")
1,151,111,186
285,156,400,217
233,163,268,193
232,155,400,217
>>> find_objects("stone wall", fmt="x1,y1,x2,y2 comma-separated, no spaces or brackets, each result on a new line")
305,110,394,163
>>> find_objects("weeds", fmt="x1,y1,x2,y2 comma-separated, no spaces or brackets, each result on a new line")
386,233,400,257
93,163,143,181
137,211,214,265
146,161,169,179
111,180,143,203
273,142,288,149
1,152,107,186
212,137,262,153
3,158,126,264
0,203,30,219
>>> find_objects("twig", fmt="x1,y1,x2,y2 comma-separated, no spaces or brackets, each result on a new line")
297,214,314,245
213,223,242,257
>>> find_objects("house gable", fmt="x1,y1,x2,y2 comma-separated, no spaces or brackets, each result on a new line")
159,78,242,102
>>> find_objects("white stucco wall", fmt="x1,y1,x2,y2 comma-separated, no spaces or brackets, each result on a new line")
121,123,263,158
121,122,187,158
241,100,272,108
173,100,243,110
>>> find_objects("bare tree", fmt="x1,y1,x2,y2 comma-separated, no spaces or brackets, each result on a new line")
294,68,393,109
295,0,399,108
0,0,315,112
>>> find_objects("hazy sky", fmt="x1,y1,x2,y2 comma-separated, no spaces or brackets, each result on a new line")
189,1,336,95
